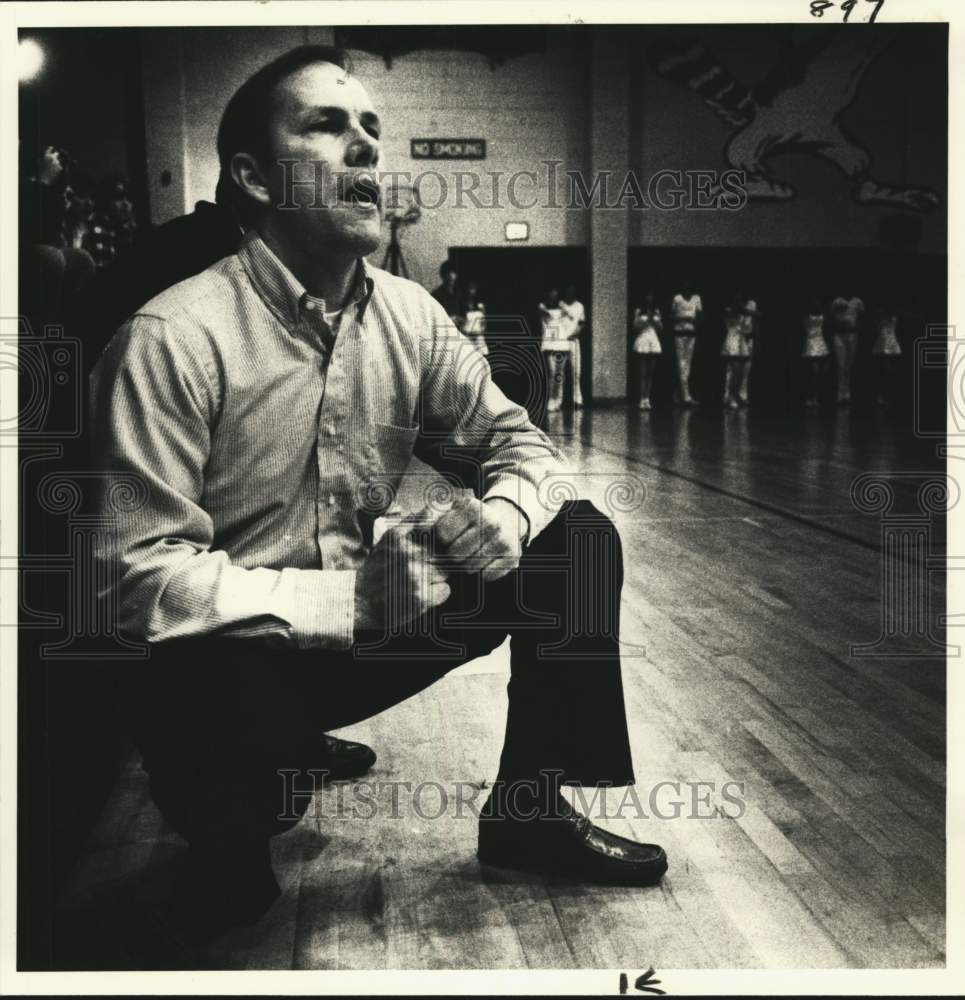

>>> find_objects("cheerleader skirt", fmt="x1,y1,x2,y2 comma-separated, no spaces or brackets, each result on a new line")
872,330,901,356
721,330,753,358
632,328,662,354
802,334,829,358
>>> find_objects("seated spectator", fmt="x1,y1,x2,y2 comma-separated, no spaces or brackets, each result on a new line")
85,175,138,268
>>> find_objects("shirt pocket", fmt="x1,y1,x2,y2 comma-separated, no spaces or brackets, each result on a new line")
358,421,420,516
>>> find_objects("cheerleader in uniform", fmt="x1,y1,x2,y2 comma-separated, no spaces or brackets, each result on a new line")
631,291,663,411
720,293,752,409
871,304,902,406
828,292,864,405
539,287,568,413
670,281,702,405
463,281,489,357
736,296,758,405
559,285,586,408
801,298,829,407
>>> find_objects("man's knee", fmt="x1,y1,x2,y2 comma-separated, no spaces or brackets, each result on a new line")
522,500,624,620
148,759,311,845
530,500,623,561
513,500,624,652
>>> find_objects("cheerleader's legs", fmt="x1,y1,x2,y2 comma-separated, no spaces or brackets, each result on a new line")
736,358,752,405
571,340,584,407
675,334,696,404
722,361,739,408
834,332,857,403
544,350,566,412
636,354,657,409
804,358,824,406
875,355,899,406
816,357,828,405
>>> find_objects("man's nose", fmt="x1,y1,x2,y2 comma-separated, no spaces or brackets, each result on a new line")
346,127,378,168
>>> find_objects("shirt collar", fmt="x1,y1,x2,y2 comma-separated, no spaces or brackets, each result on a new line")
238,230,375,330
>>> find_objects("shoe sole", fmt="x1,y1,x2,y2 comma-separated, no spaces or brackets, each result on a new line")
476,845,668,887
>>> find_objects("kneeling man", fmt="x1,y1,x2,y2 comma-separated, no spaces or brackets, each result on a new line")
90,45,667,943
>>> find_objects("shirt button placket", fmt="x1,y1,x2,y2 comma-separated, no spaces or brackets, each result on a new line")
316,397,328,566
319,315,352,571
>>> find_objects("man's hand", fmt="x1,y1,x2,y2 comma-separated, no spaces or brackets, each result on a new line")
38,146,66,186
433,495,526,583
354,523,450,635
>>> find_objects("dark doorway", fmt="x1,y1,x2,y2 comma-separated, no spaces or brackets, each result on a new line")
448,246,590,418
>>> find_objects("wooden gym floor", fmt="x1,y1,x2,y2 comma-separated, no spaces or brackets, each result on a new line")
51,407,947,970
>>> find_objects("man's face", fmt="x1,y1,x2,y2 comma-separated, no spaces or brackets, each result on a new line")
108,186,133,224
265,61,383,258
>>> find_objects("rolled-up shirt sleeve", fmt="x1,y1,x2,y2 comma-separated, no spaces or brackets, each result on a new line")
90,316,355,649
415,298,574,543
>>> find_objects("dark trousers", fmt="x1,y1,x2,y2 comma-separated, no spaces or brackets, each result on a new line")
122,500,635,850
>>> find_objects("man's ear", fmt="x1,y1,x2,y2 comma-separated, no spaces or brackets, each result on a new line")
230,152,272,209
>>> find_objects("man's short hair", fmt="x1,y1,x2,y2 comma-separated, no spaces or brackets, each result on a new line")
439,260,457,280
215,44,352,217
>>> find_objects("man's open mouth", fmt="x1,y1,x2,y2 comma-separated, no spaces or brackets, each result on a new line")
340,173,381,208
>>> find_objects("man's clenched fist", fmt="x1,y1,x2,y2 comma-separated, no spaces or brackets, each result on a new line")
433,495,526,583
353,495,527,638
353,522,450,636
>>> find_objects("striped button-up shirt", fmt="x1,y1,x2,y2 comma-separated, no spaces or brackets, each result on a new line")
90,231,571,650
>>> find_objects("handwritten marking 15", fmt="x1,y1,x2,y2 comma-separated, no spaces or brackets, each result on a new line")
619,968,666,995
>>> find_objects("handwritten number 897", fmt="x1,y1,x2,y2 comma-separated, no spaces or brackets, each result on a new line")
810,0,886,21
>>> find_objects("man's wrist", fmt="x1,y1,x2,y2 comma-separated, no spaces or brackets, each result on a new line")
294,567,357,650
483,496,530,544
